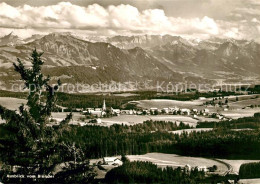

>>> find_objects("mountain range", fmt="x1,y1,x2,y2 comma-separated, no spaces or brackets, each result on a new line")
0,32,259,91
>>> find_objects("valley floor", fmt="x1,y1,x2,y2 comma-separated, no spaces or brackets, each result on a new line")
238,179,260,184
1,94,260,126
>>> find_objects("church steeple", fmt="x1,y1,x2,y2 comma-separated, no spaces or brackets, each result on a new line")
102,99,106,111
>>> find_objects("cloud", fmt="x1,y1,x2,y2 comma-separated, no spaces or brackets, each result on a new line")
0,2,219,36
0,1,259,41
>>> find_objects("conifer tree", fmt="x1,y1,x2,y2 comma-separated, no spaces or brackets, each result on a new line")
0,49,95,183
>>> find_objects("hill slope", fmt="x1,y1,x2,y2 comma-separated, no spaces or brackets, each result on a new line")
1,33,260,90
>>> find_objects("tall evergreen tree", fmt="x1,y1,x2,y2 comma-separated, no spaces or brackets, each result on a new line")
0,49,95,183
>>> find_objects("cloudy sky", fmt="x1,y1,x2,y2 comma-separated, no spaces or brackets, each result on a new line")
0,0,260,41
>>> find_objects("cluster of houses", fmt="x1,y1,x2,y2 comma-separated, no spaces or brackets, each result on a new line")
81,100,228,122
82,100,137,117
184,164,220,173
147,107,208,116
184,164,208,172
102,157,123,166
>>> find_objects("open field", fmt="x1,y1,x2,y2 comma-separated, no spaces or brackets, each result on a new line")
206,94,260,102
101,115,150,126
0,97,26,110
90,153,260,179
149,115,198,126
206,95,260,116
196,116,221,122
133,95,260,109
228,97,260,109
225,94,260,101
113,93,139,97
238,179,260,184
134,99,204,109
52,112,85,121
127,153,228,174
133,95,260,117
169,128,213,135
52,114,152,126
222,108,260,119
89,153,229,179
101,115,198,126
50,113,199,127
219,159,260,173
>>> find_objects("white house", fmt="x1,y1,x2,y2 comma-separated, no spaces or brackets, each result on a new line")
78,122,87,126
150,108,158,112
137,111,143,115
199,97,206,100
121,110,135,115
103,157,123,166
112,108,121,115
83,108,94,114
180,108,190,115
216,114,224,120
89,110,102,116
202,109,210,116
89,109,106,117
204,109,210,113
196,166,208,172
192,109,198,115
169,107,179,112
96,118,102,124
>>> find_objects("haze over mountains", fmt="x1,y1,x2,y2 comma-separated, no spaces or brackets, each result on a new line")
0,32,259,90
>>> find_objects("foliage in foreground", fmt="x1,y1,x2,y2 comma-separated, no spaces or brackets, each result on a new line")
0,50,95,183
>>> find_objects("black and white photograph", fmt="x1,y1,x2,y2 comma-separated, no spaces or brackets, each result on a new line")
0,0,260,183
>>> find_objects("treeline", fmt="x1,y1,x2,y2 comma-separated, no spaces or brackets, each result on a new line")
60,121,188,158
40,90,245,109
60,123,260,159
56,91,230,109
0,90,27,99
2,119,260,159
197,113,260,129
0,89,242,109
172,130,260,159
56,92,143,109
2,118,260,160
105,161,205,184
248,85,260,94
130,120,191,132
239,162,260,179
3,120,259,160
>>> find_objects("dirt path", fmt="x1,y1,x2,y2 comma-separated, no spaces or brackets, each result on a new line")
212,158,233,176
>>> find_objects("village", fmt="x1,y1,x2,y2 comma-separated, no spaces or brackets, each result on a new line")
78,98,231,125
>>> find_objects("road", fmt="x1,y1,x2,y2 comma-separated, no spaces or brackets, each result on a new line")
212,158,234,176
